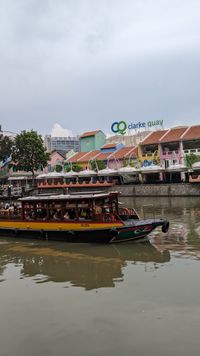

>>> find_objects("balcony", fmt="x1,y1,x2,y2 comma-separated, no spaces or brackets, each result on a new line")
184,149,200,155
162,150,179,156
142,153,157,158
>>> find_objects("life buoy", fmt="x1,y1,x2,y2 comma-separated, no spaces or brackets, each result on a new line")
119,208,129,216
127,208,136,216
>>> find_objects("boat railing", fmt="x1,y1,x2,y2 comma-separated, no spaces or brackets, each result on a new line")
118,207,140,221
0,208,22,219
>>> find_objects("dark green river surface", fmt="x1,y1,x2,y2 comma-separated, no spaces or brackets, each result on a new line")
0,197,200,356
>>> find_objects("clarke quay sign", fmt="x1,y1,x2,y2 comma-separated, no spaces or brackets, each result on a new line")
111,119,164,135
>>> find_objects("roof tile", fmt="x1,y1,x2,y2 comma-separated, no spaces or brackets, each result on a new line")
112,146,138,159
159,127,188,143
95,152,113,160
182,125,200,140
141,130,167,145
67,152,88,163
79,150,100,162
80,130,101,138
101,143,117,149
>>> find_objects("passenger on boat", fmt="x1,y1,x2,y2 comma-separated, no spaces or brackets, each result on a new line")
79,209,87,220
95,205,102,215
36,209,47,220
53,208,63,221
68,208,76,220
63,211,70,220
5,202,10,210
25,211,34,221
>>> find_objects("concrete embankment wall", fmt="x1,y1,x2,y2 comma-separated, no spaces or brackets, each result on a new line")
109,183,200,197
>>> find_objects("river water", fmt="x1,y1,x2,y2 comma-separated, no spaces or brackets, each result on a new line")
0,197,200,356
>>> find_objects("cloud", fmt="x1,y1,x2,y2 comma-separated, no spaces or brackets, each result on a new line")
0,0,200,135
50,123,73,137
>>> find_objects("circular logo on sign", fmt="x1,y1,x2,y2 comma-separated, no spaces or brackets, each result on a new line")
111,121,127,135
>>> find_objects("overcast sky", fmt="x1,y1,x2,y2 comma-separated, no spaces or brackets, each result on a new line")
0,0,200,136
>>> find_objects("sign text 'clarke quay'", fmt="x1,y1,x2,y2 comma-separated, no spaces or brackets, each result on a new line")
111,119,164,135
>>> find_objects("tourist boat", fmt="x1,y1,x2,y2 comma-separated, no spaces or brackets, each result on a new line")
0,191,169,243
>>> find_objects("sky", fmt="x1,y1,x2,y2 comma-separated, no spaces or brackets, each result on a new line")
0,0,200,137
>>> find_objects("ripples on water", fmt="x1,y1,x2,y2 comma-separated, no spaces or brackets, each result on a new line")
0,197,200,356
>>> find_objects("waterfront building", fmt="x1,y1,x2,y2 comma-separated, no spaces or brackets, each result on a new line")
159,127,188,168
182,125,200,182
43,150,66,173
181,125,200,156
44,134,80,153
138,129,167,167
66,144,138,169
80,130,106,152
66,150,101,169
138,125,200,183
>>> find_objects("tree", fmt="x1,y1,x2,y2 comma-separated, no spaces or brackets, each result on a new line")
185,153,200,168
71,163,83,172
90,160,106,171
11,130,50,181
0,134,13,162
55,164,63,172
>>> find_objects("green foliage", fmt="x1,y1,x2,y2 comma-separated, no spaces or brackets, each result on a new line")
55,164,63,172
90,160,106,171
185,153,200,168
0,134,13,162
64,163,83,172
71,163,83,172
122,158,129,167
123,157,139,168
64,163,71,172
11,130,50,176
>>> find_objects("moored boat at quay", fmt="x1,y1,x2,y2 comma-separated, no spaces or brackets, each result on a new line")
0,191,169,243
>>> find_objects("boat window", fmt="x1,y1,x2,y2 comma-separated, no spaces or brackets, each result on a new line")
84,177,91,184
78,177,84,184
92,177,97,184
77,200,92,220
106,176,111,183
35,202,48,220
54,178,63,185
0,202,22,219
71,178,77,184
65,178,71,184
62,207,76,220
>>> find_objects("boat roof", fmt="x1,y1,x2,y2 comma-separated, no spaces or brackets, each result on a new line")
19,191,120,202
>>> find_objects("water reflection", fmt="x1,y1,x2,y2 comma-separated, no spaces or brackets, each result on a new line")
0,197,200,290
0,239,170,290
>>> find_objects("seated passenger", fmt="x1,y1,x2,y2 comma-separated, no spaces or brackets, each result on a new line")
80,209,86,219
25,212,34,221
95,205,102,215
36,209,47,220
68,209,76,220
63,211,70,220
53,209,61,221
